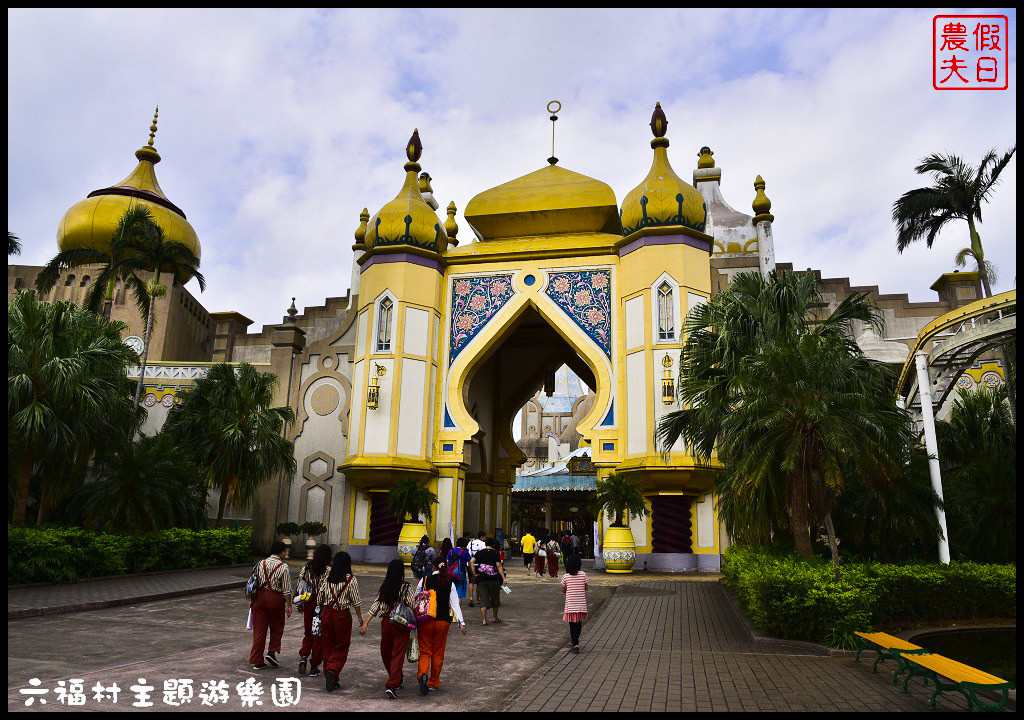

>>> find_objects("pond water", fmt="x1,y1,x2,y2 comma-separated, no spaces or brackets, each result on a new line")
912,628,1016,683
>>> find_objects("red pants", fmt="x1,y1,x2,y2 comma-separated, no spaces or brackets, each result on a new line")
416,619,451,689
321,607,352,676
534,554,546,575
380,618,411,689
249,590,285,666
548,555,559,577
300,598,323,669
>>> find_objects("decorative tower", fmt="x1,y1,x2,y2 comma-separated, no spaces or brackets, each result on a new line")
752,175,776,276
611,103,717,569
340,130,447,559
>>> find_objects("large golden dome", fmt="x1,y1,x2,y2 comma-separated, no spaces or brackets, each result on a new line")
620,103,706,238
365,129,445,255
56,108,200,260
465,164,621,240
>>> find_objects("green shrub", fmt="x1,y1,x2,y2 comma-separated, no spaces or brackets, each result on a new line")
8,526,253,585
723,546,1016,648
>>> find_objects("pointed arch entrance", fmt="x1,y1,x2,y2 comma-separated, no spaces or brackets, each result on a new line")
448,300,606,538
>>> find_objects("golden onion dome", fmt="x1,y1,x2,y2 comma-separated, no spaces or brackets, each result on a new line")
464,165,621,240
365,129,445,255
620,103,707,238
56,107,201,261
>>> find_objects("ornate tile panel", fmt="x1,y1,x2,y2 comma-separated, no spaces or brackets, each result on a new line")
545,269,612,357
449,274,515,364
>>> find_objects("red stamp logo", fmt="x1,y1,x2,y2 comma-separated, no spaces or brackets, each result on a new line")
934,15,1008,90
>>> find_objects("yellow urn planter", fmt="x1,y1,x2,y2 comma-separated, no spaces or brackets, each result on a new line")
397,521,428,567
603,525,636,573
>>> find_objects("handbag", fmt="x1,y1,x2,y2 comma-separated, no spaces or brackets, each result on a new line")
389,583,417,629
294,578,313,606
413,588,436,624
406,632,420,663
537,547,547,558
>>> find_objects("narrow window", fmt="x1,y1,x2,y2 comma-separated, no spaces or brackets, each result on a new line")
376,297,393,351
658,282,674,341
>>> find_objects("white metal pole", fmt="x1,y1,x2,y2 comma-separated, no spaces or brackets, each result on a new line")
914,351,951,564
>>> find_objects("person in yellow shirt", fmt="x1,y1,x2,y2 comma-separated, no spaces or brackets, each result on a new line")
520,530,537,577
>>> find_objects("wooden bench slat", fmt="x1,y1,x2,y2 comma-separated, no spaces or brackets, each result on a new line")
854,631,922,651
900,653,1010,685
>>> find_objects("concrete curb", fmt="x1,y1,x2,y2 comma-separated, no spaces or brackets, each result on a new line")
8,580,246,620
719,582,846,656
8,562,256,590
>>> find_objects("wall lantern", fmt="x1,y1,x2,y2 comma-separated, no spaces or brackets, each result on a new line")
661,354,675,405
367,363,386,410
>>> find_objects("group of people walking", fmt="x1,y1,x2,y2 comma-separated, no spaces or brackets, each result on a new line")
247,531,588,699
519,529,568,578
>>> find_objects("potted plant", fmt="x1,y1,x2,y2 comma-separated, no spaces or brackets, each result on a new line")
590,473,647,573
387,476,439,566
275,521,300,556
300,521,328,560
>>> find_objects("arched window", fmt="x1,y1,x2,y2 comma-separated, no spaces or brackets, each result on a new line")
376,297,393,352
657,282,674,341
64,274,75,287
80,275,90,287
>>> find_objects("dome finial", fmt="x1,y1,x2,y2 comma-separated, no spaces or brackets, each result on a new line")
148,106,159,147
752,175,774,219
354,207,369,246
547,100,561,165
285,297,298,323
406,129,422,163
445,201,459,246
697,146,715,169
650,102,668,138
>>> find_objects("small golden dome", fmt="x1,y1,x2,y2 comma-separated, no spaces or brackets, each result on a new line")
620,103,707,238
365,129,445,254
752,175,773,219
56,107,200,261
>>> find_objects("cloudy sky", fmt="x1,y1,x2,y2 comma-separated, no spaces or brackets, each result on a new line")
8,9,1017,331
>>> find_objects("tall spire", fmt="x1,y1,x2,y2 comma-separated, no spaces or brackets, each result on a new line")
135,105,161,163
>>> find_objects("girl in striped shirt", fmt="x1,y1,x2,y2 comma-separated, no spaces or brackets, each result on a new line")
560,552,588,654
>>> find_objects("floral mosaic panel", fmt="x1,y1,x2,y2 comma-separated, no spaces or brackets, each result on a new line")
449,274,515,364
545,269,612,357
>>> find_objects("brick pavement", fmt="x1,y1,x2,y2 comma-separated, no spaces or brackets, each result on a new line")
504,581,976,712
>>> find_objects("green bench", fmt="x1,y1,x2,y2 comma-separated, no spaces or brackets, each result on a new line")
853,631,929,683
898,652,1015,712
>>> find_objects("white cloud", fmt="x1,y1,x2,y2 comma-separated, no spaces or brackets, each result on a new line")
7,8,1016,331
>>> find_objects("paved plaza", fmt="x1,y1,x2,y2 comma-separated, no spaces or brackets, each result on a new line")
8,565,1001,712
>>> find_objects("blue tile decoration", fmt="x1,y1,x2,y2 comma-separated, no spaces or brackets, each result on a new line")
545,269,612,358
449,274,515,364
444,407,456,428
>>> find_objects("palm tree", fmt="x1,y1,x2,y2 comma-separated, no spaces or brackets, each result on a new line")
35,207,154,319
936,385,1016,563
164,363,296,528
35,205,205,406
7,291,140,527
590,472,647,527
656,270,915,574
70,432,208,532
8,231,21,256
892,147,1016,298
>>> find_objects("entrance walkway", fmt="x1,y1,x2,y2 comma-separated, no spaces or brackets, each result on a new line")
503,581,974,712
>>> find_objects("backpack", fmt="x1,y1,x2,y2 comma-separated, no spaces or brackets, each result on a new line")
447,550,465,583
411,545,428,574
